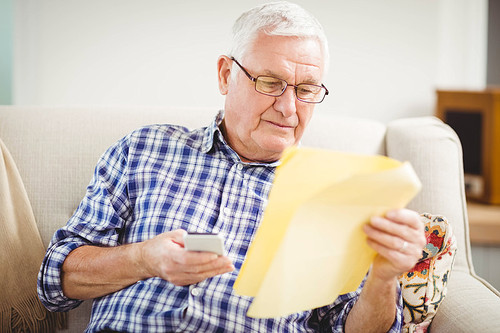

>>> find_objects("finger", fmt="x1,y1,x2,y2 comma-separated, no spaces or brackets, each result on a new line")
198,263,235,278
385,209,422,230
369,216,420,241
383,210,426,249
170,263,235,286
168,229,188,246
170,247,221,266
366,237,404,262
363,224,410,252
364,224,423,261
167,260,235,286
181,255,233,274
366,219,426,255
365,238,419,274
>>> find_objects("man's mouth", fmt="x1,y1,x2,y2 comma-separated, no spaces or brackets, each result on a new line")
265,120,295,129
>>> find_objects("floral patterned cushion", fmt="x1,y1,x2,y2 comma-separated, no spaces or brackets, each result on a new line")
399,213,457,333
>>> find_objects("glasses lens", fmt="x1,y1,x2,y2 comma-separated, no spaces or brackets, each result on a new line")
255,76,286,96
296,84,326,103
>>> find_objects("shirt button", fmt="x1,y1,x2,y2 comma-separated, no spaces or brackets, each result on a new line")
191,287,201,297
236,164,243,171
223,207,231,215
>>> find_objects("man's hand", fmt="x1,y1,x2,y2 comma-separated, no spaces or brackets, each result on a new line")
62,229,234,300
363,208,426,281
345,209,426,332
139,229,234,286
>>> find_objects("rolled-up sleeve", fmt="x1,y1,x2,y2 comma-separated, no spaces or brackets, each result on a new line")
37,136,132,312
310,276,404,332
37,235,89,311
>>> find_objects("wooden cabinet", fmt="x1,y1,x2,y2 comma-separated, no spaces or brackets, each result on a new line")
468,201,500,245
436,89,500,204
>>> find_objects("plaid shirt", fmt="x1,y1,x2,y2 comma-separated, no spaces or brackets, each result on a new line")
38,111,403,332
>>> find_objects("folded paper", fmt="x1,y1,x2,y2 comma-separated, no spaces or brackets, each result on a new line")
233,146,422,318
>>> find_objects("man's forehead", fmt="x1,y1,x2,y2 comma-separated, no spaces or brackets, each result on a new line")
252,55,324,83
244,34,325,78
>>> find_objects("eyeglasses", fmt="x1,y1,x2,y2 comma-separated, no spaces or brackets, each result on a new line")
231,57,329,104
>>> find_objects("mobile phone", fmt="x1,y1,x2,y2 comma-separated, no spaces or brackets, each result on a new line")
183,232,225,256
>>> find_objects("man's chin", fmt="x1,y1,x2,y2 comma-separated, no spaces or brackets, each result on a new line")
259,140,296,159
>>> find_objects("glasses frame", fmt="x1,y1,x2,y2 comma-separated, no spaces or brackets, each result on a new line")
230,57,329,104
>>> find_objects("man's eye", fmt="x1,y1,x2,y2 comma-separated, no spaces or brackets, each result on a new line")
298,85,320,96
257,78,283,92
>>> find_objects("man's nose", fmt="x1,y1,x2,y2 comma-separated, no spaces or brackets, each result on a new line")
274,86,297,117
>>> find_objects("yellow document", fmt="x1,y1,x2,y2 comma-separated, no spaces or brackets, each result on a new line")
233,146,422,318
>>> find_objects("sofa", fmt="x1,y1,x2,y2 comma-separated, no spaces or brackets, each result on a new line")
1,106,499,332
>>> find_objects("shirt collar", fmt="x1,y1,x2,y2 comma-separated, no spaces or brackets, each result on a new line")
200,110,280,168
200,110,224,154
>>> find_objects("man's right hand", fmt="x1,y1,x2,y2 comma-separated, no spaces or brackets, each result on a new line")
62,229,234,300
139,229,234,286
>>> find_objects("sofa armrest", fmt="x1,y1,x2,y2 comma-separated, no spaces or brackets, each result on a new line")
386,117,470,271
386,117,500,331
430,269,500,332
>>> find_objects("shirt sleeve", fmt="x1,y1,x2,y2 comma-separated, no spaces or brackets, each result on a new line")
37,135,132,312
309,275,404,332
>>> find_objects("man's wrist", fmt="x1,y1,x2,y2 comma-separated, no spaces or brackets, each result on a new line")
133,241,154,280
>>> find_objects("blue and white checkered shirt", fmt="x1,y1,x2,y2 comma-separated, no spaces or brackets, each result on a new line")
38,111,403,332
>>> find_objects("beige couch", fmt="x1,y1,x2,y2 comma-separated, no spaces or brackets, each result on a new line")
1,106,499,332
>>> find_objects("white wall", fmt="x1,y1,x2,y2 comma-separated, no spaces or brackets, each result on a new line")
13,0,488,122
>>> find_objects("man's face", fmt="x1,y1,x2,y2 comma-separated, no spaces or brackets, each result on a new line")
218,33,325,163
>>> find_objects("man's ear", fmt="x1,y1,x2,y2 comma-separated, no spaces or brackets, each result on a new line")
217,55,232,95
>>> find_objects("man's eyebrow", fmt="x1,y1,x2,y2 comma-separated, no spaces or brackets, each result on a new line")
300,76,321,85
262,69,320,85
262,69,281,77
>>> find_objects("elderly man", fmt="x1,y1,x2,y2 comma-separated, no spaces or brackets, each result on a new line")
38,1,425,332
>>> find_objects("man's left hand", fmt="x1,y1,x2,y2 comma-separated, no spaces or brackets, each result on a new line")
363,209,426,281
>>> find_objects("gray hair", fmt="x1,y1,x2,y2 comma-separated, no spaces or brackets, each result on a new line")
229,1,329,73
